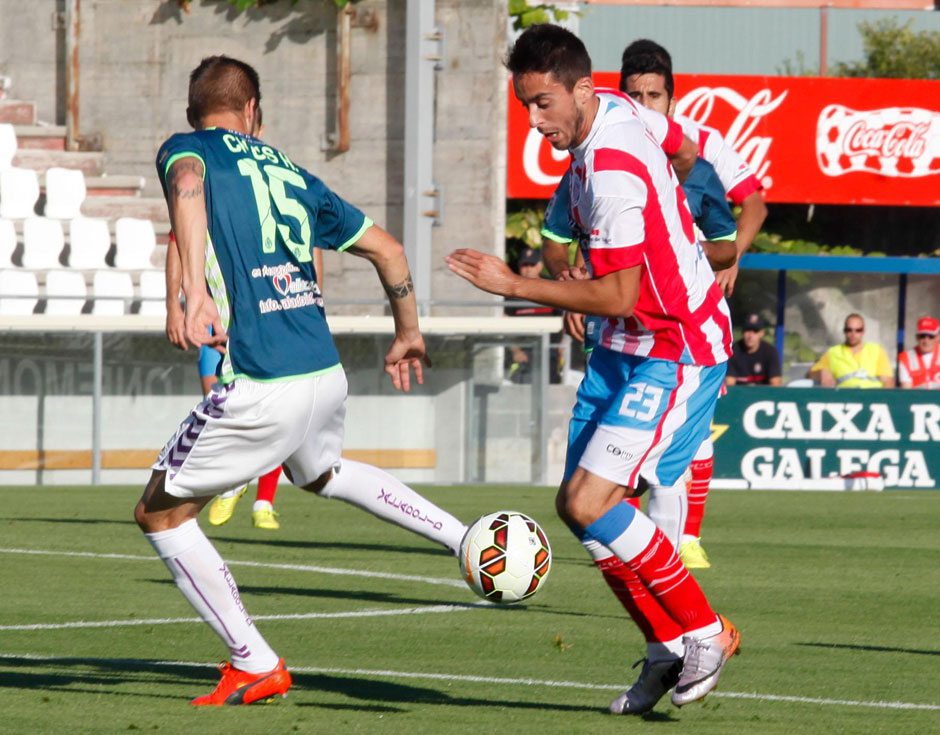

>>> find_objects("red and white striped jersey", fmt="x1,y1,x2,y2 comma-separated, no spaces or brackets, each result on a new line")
675,113,762,205
596,88,685,156
569,97,732,366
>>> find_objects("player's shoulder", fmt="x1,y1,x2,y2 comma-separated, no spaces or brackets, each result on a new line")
156,130,206,176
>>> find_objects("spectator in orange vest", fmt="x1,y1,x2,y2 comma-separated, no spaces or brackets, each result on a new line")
898,316,940,389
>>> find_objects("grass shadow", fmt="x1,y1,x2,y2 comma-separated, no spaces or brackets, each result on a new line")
798,642,940,657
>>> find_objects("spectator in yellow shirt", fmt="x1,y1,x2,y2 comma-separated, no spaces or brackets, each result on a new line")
808,313,894,388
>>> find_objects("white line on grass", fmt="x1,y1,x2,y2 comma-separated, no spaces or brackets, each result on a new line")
0,547,465,587
0,603,488,631
1,653,937,712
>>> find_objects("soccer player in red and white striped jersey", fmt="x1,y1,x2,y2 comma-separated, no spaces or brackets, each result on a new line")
448,25,740,716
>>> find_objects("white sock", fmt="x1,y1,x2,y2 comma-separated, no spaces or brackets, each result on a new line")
252,500,273,512
647,478,688,548
647,639,684,661
319,459,467,555
684,616,722,640
145,519,279,674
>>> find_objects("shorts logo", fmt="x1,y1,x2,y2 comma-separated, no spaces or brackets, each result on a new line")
606,443,632,459
273,273,292,296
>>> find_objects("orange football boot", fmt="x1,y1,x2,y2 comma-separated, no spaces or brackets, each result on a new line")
190,658,292,706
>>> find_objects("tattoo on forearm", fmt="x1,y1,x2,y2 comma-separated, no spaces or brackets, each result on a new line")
384,272,415,300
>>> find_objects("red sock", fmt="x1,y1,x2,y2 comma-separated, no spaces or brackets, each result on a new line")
595,555,684,643
255,466,282,505
684,457,713,538
625,527,716,632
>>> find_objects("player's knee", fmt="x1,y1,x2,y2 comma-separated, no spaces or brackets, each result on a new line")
554,485,573,525
133,500,151,531
556,481,596,529
302,468,334,496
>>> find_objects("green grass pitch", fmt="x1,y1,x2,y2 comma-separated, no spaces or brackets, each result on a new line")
1,485,937,735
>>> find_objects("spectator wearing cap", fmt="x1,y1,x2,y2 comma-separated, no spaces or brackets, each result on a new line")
898,316,940,389
808,313,894,389
726,313,782,386
504,247,555,316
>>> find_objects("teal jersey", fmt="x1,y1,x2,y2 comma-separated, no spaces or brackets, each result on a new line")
157,128,372,382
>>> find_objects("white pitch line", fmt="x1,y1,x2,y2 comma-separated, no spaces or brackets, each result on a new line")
0,603,488,632
0,547,465,588
1,653,937,712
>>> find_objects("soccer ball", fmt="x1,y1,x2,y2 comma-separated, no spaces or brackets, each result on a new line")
459,511,552,604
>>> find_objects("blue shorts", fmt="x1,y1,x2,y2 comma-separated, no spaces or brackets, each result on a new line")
564,347,726,487
198,324,222,380
198,344,222,379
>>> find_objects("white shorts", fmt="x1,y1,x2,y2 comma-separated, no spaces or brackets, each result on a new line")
153,367,347,498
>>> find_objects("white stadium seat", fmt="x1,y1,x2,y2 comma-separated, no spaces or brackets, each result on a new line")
114,217,157,270
0,123,16,171
68,216,111,269
0,166,40,219
0,269,38,314
138,270,167,316
44,269,87,315
92,269,133,315
43,167,87,219
22,217,64,269
0,217,16,267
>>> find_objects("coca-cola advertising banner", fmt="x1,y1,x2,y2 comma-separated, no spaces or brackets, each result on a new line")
507,72,940,206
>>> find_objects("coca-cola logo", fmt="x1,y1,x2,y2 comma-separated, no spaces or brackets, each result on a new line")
844,121,928,159
676,86,788,186
817,104,940,178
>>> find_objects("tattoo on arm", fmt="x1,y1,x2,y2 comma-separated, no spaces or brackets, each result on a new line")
167,158,205,200
384,272,415,300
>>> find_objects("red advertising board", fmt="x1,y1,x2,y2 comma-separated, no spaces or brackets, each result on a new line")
507,73,940,206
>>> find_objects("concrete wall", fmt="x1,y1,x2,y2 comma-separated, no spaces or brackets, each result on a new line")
0,0,506,315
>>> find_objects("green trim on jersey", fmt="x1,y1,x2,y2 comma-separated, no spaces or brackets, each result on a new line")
221,361,344,385
708,230,737,242
163,151,207,180
337,216,374,252
540,226,573,244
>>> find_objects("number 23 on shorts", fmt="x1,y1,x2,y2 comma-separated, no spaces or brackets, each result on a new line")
618,382,664,423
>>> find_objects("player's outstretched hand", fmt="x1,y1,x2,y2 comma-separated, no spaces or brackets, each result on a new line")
184,290,227,354
445,249,517,297
385,332,432,393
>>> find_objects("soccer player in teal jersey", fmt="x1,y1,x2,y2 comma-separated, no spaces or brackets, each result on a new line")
135,56,466,706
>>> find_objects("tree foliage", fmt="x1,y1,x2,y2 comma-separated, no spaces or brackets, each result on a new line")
832,19,940,80
508,0,572,30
